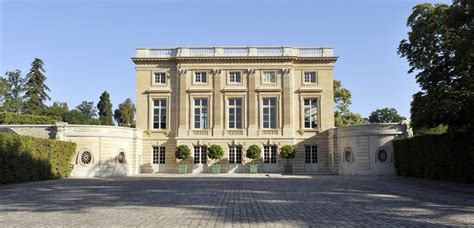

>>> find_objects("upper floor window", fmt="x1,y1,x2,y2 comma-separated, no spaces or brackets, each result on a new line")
262,71,276,84
228,98,242,129
303,98,318,129
304,72,317,84
229,72,242,84
195,72,207,83
194,98,208,129
153,99,167,130
154,73,166,84
262,98,277,129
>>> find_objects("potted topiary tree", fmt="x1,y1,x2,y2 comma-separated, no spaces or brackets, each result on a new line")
207,144,224,174
280,145,295,174
246,145,261,174
175,145,191,174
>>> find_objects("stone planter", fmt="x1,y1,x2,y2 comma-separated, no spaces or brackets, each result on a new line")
178,164,187,174
211,164,220,174
283,164,293,174
250,164,258,174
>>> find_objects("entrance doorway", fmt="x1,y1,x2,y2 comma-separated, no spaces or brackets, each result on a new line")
263,145,278,173
193,146,208,173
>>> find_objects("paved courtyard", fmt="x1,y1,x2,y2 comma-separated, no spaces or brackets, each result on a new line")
0,174,473,227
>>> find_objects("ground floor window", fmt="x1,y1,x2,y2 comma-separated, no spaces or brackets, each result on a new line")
305,146,318,163
153,147,165,164
229,146,242,164
264,145,277,164
194,146,207,164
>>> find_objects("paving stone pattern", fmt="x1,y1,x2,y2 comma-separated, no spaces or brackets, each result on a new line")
0,175,473,227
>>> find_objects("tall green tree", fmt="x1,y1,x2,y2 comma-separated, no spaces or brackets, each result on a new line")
23,58,50,115
334,80,367,127
47,101,69,121
398,0,473,132
368,108,406,123
97,91,114,126
76,101,97,120
1,70,26,113
114,98,136,127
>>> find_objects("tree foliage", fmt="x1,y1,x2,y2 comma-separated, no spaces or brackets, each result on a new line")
46,101,69,121
23,58,50,115
114,98,136,127
280,145,295,160
398,0,473,132
207,144,224,161
246,145,261,161
76,101,97,120
97,91,114,126
175,145,191,160
368,108,406,123
0,70,26,114
334,80,367,127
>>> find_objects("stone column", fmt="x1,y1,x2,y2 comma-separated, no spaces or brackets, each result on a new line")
212,69,223,136
247,69,257,137
282,68,294,137
177,67,188,137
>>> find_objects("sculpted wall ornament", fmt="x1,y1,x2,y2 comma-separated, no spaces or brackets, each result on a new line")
281,68,291,76
211,69,222,75
177,67,187,77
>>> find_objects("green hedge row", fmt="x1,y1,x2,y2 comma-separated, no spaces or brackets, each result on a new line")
0,133,76,184
0,112,56,124
394,133,474,182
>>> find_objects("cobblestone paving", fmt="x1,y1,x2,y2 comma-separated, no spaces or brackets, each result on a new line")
0,174,473,227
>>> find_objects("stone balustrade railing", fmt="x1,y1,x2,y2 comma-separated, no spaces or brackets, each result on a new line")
136,47,334,58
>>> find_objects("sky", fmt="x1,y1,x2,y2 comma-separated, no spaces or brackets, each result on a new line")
0,0,450,118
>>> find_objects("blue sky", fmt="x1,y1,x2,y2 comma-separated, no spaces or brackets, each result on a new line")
0,0,450,118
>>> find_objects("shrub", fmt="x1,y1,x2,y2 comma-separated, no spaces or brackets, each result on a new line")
175,145,191,160
246,145,261,162
0,133,76,184
394,132,474,183
207,144,224,161
0,112,56,125
280,145,295,160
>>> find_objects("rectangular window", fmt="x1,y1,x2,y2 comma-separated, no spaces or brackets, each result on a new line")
262,71,276,84
303,98,318,129
194,146,207,164
153,146,166,164
154,73,166,84
228,98,242,129
229,72,242,83
305,146,318,163
263,98,277,129
194,98,208,129
195,72,207,83
153,99,167,129
304,72,317,84
229,146,242,164
264,146,277,164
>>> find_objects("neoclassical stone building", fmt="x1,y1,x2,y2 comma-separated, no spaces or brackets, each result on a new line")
0,46,408,177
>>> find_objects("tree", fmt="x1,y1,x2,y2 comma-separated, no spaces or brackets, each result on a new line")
114,98,136,127
0,70,26,113
76,101,97,120
97,91,113,126
175,145,191,160
47,102,69,121
334,80,367,127
63,109,90,124
368,108,406,123
398,1,473,132
23,58,50,115
246,145,261,164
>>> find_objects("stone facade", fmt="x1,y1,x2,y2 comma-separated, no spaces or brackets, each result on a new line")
0,46,409,177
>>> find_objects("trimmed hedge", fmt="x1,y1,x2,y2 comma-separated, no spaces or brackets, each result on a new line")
0,133,76,184
0,112,56,124
394,133,474,183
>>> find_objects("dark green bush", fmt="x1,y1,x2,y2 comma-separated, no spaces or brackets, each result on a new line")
394,133,474,183
0,112,56,124
207,144,224,160
175,145,191,160
246,145,261,161
0,133,76,184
